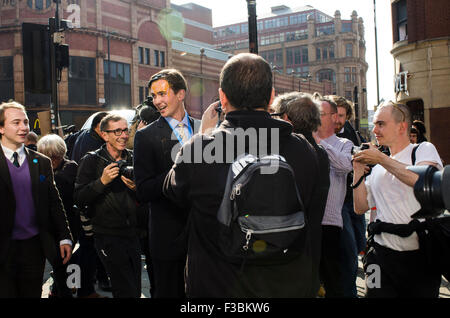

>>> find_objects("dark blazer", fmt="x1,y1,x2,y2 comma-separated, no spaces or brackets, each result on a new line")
0,146,72,267
133,115,199,260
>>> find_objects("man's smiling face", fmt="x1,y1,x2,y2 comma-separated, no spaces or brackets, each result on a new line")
150,79,184,119
0,108,30,149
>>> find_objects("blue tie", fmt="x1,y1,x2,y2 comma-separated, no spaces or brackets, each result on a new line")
13,152,20,167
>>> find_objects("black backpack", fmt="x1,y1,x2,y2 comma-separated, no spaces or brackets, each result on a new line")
216,154,306,265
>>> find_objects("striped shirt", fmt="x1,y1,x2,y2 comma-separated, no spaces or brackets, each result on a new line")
319,134,354,228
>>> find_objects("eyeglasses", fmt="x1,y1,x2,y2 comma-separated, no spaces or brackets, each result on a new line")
105,128,129,136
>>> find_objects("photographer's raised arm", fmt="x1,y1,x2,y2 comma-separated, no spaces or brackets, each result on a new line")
352,146,437,187
352,160,369,214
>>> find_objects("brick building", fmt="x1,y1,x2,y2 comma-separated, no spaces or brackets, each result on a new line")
0,0,333,129
214,5,369,135
391,0,450,163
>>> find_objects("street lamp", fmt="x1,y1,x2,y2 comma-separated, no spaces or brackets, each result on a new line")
200,47,205,111
291,69,295,90
106,31,117,109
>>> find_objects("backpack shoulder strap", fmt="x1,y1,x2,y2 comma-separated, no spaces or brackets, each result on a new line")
411,144,420,165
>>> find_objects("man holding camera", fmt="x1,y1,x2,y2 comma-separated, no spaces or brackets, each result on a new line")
353,101,443,297
74,114,141,298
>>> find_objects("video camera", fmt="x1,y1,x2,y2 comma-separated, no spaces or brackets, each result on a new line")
408,165,450,218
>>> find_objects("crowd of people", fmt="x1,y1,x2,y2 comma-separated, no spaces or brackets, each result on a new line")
0,53,446,298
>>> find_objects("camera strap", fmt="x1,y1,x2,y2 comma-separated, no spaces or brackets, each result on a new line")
350,166,372,189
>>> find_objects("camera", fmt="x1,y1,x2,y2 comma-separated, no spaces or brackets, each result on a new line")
116,160,134,180
352,143,370,155
408,165,450,218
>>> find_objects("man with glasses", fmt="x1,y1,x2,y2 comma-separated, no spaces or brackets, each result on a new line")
328,95,367,298
75,114,142,298
313,94,353,297
353,101,442,297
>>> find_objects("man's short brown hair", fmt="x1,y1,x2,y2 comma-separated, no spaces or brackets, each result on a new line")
0,101,26,127
326,95,354,120
148,68,187,94
100,114,127,132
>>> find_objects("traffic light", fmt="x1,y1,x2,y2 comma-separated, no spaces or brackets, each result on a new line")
22,23,52,94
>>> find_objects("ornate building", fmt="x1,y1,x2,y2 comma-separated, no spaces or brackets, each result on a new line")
214,5,369,135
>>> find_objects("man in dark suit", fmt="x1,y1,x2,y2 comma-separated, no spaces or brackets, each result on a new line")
0,101,72,298
133,69,199,298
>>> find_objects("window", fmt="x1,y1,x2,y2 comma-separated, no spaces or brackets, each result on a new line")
27,0,51,10
145,48,150,65
316,69,336,83
344,67,351,83
154,50,159,67
160,51,165,67
138,47,144,64
344,67,357,83
316,25,335,37
345,90,353,101
342,22,352,33
0,57,14,103
396,0,408,41
346,43,353,57
329,45,335,59
69,56,96,105
153,50,165,67
316,47,321,60
103,60,131,108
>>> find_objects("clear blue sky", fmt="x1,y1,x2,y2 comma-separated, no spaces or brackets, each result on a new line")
171,0,395,110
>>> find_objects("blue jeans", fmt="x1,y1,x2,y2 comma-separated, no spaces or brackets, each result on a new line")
340,201,366,297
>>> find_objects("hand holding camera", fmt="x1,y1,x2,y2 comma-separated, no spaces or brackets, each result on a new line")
352,143,385,166
101,163,120,185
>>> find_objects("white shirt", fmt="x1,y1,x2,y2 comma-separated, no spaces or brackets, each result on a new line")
366,142,443,251
0,142,26,166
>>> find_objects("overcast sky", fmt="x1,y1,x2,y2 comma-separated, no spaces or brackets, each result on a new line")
171,0,396,110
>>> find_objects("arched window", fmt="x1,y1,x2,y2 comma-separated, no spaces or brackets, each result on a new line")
27,0,52,10
316,69,336,83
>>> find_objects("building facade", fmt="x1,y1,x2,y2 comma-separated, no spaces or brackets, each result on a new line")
0,1,335,130
391,0,450,164
214,5,369,135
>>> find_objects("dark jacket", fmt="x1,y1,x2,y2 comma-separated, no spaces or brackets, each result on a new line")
70,128,104,164
0,147,72,267
74,144,138,237
298,131,330,293
163,111,321,297
54,158,80,243
133,115,200,261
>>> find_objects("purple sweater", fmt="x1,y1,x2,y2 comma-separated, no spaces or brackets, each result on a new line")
7,158,39,240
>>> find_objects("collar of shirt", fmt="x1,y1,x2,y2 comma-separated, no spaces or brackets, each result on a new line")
0,142,26,166
164,111,192,137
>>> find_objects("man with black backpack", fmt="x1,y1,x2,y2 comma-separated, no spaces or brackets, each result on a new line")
163,53,321,297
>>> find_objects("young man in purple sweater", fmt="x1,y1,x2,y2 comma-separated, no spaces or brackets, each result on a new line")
0,101,72,298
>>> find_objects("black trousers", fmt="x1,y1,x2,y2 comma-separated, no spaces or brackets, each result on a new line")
0,235,45,298
320,225,344,298
365,242,441,298
152,258,186,298
95,233,141,298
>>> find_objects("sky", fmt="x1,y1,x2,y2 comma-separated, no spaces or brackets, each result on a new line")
171,0,396,110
